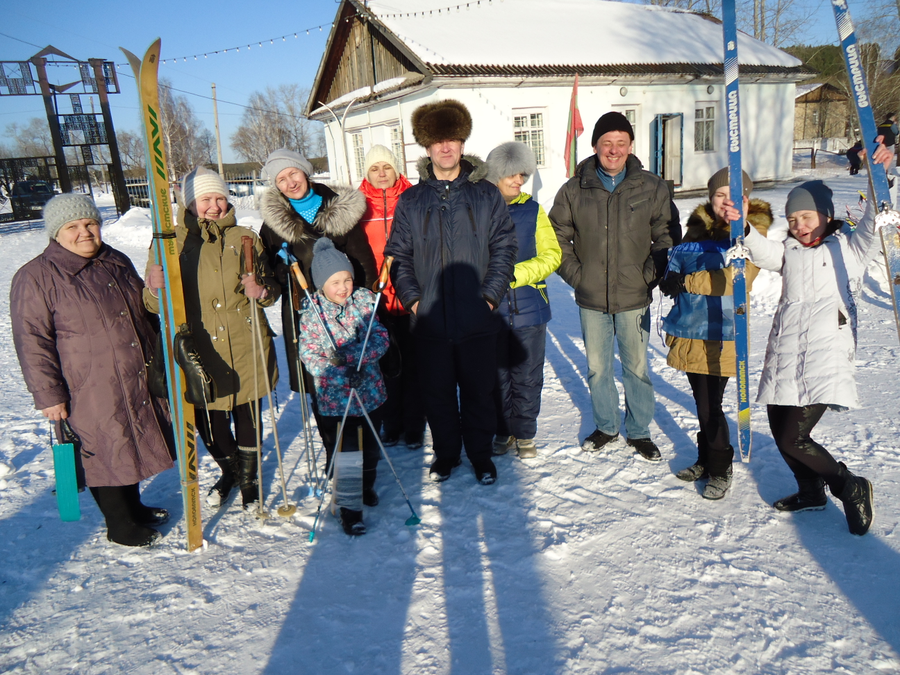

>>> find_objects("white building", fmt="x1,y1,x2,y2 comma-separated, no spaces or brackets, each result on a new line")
307,0,809,201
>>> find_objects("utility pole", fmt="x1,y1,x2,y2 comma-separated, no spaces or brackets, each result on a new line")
212,83,224,175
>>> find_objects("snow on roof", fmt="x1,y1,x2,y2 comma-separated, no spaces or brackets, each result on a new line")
795,83,825,99
368,0,801,69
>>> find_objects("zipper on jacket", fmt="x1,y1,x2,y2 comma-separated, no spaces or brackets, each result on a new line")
466,203,476,235
382,190,389,241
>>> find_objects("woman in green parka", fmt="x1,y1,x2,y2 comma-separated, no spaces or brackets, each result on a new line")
145,166,279,509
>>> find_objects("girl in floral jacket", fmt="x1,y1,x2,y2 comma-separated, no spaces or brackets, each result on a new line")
298,237,389,535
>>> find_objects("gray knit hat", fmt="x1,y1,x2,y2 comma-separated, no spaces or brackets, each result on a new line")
707,167,753,201
182,166,227,208
311,237,354,289
43,193,102,240
785,180,834,219
262,148,314,187
485,142,537,184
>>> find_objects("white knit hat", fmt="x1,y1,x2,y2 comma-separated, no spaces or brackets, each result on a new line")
43,193,102,240
182,166,227,208
364,145,400,176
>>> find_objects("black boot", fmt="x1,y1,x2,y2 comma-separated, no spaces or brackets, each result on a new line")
123,483,170,526
339,507,366,536
206,454,239,507
773,477,827,512
834,463,874,535
676,432,709,481
362,468,378,507
236,446,259,509
91,486,160,547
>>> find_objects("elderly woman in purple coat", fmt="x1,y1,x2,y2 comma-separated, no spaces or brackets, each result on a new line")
10,194,175,547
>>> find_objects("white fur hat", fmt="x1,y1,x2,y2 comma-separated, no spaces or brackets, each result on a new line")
182,166,227,208
484,142,537,184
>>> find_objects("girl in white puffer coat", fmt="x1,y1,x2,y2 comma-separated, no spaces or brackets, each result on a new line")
740,178,885,536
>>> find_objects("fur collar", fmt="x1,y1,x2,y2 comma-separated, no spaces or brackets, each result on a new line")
414,154,488,184
260,182,366,244
684,198,773,243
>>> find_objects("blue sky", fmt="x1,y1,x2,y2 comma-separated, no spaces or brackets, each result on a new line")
0,0,857,164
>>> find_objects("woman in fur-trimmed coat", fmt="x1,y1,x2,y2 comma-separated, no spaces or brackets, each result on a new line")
258,148,377,393
659,168,771,500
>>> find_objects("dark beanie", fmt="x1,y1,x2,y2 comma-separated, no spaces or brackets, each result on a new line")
707,167,753,201
311,237,354,289
785,180,834,219
591,112,634,146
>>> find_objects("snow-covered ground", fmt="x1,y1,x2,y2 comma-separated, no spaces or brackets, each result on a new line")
1,173,898,675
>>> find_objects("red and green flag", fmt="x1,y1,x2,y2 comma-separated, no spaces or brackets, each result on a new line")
564,74,584,178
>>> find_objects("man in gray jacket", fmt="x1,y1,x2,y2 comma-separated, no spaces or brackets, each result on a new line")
550,111,679,461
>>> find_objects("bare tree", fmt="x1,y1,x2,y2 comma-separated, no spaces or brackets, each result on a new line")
3,118,53,157
158,78,214,180
116,130,146,172
231,84,325,167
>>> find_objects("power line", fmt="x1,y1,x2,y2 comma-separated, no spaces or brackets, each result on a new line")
0,31,43,49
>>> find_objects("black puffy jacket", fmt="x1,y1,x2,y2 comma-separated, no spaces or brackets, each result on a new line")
549,154,680,313
385,156,517,342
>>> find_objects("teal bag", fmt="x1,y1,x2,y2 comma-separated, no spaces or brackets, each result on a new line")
51,421,84,522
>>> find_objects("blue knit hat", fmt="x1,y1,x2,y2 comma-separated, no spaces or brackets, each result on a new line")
311,237,353,289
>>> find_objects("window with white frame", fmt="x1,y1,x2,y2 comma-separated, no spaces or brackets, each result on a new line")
513,110,546,167
612,106,638,148
390,125,406,175
694,105,716,152
351,133,366,181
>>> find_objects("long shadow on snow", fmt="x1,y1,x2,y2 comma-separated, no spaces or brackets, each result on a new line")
260,449,562,674
743,427,900,654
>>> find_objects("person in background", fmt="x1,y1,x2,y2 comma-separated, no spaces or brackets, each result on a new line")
659,168,771,500
736,141,892,535
550,111,679,461
358,145,426,450
11,194,174,547
145,167,278,510
846,141,862,176
484,141,561,460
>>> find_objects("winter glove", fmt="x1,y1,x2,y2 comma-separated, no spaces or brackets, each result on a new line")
241,273,268,300
658,272,686,298
347,369,364,390
276,243,296,265
329,344,354,366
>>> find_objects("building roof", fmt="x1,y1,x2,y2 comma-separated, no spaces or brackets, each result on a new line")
795,83,825,99
367,0,802,69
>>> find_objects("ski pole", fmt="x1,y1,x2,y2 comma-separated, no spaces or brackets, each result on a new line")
242,237,269,520
280,244,319,497
309,395,354,542
356,256,393,373
290,262,337,351
352,388,420,526
243,237,297,518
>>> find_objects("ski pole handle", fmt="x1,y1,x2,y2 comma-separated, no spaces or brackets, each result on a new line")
241,236,254,275
374,256,393,293
290,262,310,290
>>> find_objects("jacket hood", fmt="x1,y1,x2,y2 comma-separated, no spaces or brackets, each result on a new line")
179,204,237,241
260,182,366,245
359,173,413,200
684,199,772,242
415,154,489,184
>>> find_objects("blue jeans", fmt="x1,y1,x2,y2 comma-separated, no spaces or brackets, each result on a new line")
579,305,655,439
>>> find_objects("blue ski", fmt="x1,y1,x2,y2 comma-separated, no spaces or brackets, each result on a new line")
722,0,752,460
831,0,900,340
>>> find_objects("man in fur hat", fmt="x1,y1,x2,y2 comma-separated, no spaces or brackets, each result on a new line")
384,99,517,486
550,111,680,462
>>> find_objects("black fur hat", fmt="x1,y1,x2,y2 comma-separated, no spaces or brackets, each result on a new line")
485,142,537,184
412,99,472,147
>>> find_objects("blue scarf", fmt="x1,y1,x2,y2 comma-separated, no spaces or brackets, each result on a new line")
289,191,323,224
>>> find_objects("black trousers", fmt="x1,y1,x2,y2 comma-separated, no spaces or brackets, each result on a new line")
316,407,383,478
415,333,498,462
194,402,260,460
495,322,547,440
686,372,733,474
767,404,846,493
379,313,427,440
